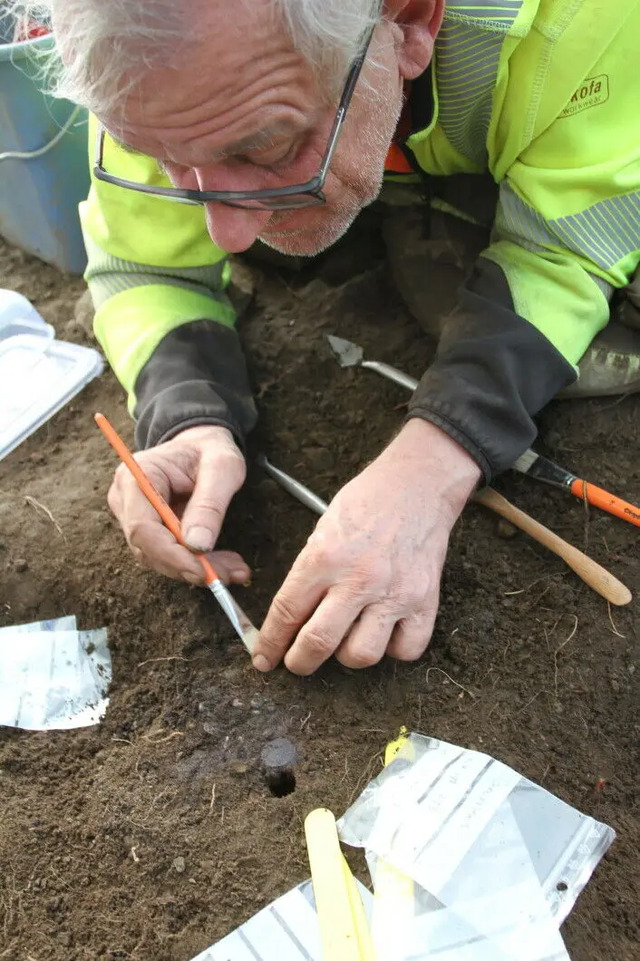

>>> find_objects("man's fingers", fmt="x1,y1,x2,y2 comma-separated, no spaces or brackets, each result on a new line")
129,522,205,581
110,465,250,584
181,450,244,553
130,522,249,585
281,589,365,676
386,608,438,662
253,572,330,672
205,550,251,586
335,605,398,669
109,464,176,558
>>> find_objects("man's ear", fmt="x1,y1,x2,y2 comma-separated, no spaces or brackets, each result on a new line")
383,0,445,79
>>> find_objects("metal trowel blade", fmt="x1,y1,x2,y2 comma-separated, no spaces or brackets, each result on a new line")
326,334,363,368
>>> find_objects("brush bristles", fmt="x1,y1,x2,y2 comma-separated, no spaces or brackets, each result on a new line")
242,627,260,655
513,448,538,472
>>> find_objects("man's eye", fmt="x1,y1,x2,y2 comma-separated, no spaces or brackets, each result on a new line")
245,142,298,167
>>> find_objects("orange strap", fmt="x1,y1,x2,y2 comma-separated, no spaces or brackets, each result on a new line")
385,142,414,174
384,83,415,175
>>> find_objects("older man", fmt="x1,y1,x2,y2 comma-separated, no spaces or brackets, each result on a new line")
29,0,640,674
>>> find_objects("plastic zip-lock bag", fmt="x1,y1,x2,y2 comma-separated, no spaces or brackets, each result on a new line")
338,734,614,961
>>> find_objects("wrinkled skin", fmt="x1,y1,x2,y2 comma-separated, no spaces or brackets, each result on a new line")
106,426,249,586
255,419,480,674
86,0,485,673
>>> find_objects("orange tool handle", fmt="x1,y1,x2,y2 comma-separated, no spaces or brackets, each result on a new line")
570,479,640,529
94,413,218,585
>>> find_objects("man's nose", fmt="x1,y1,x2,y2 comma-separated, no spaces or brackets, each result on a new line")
203,201,273,254
193,165,274,253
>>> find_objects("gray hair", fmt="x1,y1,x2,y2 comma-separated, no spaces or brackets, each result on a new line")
8,0,381,114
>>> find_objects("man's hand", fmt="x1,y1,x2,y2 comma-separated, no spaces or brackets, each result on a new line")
253,419,481,675
107,425,250,585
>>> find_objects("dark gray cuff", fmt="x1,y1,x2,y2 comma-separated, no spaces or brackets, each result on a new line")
406,258,576,482
133,319,258,450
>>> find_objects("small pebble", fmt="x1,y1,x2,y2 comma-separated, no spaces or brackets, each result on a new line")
232,697,243,708
229,760,250,776
14,558,28,572
496,519,518,539
260,737,298,772
172,856,186,874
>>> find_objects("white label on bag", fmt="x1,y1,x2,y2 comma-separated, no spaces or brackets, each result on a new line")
368,748,521,892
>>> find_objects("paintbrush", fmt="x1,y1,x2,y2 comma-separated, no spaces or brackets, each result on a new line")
513,448,640,528
327,335,640,530
95,413,258,653
258,455,631,605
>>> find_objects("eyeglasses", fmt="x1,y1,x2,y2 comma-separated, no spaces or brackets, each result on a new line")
93,25,376,211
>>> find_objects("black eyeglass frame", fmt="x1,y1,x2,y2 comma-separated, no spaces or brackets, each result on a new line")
93,25,376,210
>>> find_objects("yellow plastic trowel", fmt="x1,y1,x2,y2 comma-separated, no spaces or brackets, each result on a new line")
371,728,417,960
304,808,375,961
304,729,417,961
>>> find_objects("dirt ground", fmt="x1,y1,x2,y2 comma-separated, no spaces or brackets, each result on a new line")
0,208,638,961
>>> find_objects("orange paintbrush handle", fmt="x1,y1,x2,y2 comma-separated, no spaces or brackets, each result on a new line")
94,412,218,584
570,478,640,529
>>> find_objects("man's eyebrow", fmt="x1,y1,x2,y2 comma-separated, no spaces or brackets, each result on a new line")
211,124,299,159
109,122,300,165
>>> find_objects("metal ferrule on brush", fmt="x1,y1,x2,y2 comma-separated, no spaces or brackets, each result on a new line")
513,449,576,489
209,580,258,654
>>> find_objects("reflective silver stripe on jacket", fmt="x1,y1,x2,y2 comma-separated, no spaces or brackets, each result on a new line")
436,1,524,167
446,0,524,31
83,234,230,308
495,181,640,271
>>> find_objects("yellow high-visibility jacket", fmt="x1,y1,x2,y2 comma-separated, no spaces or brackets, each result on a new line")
81,0,640,478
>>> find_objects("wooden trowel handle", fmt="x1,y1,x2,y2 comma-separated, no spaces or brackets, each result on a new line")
474,487,632,606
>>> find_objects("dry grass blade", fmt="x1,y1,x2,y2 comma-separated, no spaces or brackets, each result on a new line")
24,495,64,538
607,602,626,638
554,615,579,696
137,655,188,668
426,667,476,699
141,730,184,744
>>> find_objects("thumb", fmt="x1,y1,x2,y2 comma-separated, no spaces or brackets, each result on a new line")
181,452,243,553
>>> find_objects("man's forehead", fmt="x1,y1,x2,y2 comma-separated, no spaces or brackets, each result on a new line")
105,23,316,157
110,118,305,165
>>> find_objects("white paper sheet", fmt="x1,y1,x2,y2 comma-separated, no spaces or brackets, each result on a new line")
0,620,111,729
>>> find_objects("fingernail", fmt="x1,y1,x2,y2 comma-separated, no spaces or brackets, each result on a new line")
182,571,202,586
252,654,271,672
233,570,251,587
184,525,215,552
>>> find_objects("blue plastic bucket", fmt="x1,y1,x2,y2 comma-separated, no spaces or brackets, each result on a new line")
0,16,89,274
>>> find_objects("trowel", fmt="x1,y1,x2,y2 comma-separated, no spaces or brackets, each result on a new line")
326,334,640,529
326,334,419,391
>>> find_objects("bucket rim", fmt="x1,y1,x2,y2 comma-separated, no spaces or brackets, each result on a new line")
0,31,55,62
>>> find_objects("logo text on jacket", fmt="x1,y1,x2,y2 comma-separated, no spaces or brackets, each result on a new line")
559,75,609,119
